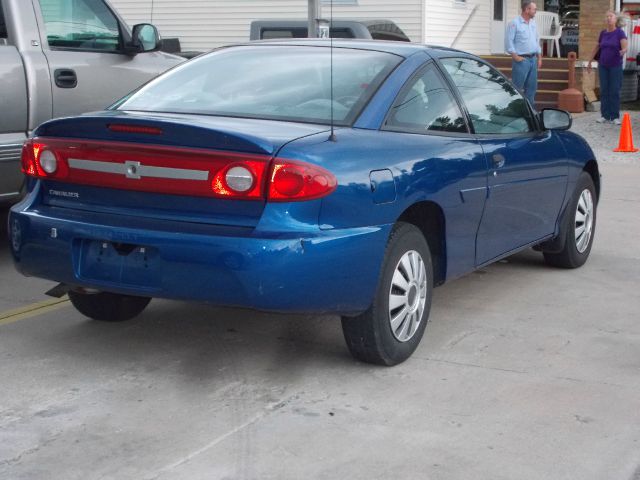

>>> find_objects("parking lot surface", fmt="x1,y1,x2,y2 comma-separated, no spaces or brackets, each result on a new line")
1,112,639,480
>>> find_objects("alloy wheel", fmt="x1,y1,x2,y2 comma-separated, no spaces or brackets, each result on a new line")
388,250,427,342
575,189,594,253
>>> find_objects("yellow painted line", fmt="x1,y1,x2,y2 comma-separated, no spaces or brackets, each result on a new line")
0,297,70,326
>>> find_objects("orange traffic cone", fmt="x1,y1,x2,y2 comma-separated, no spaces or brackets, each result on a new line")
613,113,638,152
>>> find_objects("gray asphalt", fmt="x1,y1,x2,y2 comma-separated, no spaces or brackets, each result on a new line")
571,109,640,164
1,111,639,480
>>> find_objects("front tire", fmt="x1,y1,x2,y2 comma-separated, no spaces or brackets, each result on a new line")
341,222,434,366
544,172,597,268
68,291,151,322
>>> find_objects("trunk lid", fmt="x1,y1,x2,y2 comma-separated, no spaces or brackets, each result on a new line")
34,112,330,227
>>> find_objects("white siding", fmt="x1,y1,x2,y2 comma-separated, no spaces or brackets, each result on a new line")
423,0,519,55
424,0,489,53
507,0,519,22
108,0,423,51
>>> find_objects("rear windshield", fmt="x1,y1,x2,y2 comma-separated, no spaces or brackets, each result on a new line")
115,45,402,126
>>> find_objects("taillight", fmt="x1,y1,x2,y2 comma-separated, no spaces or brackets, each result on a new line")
39,150,58,174
107,124,163,135
21,139,68,179
211,162,266,199
268,159,337,202
20,137,337,202
20,141,37,176
21,137,271,199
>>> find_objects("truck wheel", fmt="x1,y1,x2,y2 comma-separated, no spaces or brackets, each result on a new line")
544,172,597,269
68,291,151,322
341,222,433,366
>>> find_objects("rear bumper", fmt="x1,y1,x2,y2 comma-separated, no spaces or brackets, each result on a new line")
9,202,391,315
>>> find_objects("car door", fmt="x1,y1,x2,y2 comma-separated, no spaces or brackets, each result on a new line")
440,57,569,266
381,62,488,278
34,0,177,118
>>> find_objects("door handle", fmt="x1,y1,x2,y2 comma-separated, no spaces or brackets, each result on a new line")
492,153,506,169
54,69,77,88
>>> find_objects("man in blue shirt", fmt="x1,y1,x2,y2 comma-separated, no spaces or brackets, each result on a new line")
505,1,543,108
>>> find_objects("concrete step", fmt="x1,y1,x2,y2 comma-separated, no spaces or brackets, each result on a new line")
498,68,570,81
538,79,569,91
535,90,560,102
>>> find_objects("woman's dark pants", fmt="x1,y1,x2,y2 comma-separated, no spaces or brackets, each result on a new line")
598,65,623,121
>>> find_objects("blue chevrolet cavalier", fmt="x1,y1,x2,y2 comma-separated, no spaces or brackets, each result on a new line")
9,41,599,365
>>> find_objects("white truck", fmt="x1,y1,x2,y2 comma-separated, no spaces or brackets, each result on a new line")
0,0,183,202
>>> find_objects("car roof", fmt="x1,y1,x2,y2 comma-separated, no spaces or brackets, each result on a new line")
232,38,476,60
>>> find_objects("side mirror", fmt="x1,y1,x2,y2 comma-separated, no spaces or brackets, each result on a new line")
125,24,161,56
540,108,572,130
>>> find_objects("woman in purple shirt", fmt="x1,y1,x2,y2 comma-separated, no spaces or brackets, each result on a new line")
587,11,628,124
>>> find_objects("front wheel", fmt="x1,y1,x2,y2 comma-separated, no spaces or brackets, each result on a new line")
341,222,433,366
543,172,597,268
68,290,151,322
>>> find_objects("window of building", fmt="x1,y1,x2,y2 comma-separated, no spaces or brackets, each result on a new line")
494,0,504,21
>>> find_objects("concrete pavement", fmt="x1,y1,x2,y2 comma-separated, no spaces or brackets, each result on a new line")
0,112,639,480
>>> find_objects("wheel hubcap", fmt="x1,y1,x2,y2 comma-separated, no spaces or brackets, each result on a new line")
389,250,427,343
575,189,594,253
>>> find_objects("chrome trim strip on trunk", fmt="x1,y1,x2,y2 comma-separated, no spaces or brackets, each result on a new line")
68,158,210,181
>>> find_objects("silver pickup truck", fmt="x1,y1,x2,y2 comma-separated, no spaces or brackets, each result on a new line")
0,0,183,202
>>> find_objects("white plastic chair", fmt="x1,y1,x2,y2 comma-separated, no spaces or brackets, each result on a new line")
537,11,563,58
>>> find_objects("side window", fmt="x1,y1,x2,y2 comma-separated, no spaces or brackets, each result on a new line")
38,0,120,52
0,2,7,39
441,58,534,135
261,29,305,39
384,64,467,134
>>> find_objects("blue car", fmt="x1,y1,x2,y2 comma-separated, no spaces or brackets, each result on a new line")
9,40,599,365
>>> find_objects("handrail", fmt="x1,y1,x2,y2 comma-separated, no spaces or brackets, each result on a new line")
450,5,480,48
567,51,577,89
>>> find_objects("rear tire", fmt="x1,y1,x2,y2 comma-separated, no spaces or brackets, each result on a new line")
543,172,597,268
341,222,433,366
68,291,151,322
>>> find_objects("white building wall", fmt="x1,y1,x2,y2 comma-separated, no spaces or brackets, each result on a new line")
423,0,519,55
108,0,423,52
507,0,520,22
424,0,488,53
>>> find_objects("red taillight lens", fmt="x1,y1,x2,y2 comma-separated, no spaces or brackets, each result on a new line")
268,159,337,202
21,137,271,199
21,140,37,176
21,139,68,179
21,137,337,202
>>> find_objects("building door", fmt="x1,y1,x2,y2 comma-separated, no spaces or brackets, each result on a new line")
491,0,506,53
